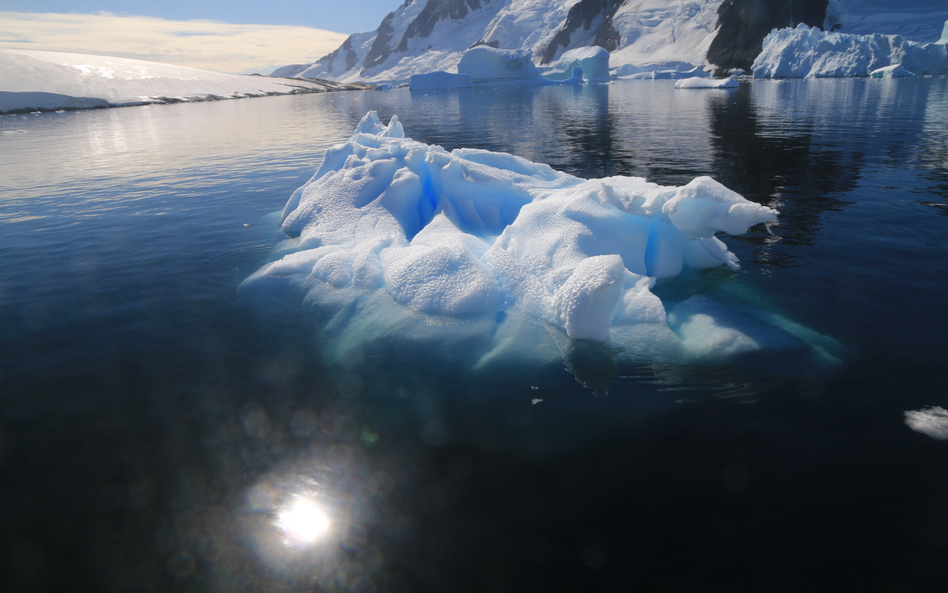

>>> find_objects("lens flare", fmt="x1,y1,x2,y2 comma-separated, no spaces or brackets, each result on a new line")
276,499,330,544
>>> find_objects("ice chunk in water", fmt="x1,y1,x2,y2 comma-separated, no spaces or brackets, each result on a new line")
241,112,840,385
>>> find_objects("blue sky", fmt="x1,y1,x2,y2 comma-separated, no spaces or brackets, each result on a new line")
0,1,403,73
0,1,401,33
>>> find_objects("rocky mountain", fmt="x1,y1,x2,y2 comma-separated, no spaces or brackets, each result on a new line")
274,0,944,82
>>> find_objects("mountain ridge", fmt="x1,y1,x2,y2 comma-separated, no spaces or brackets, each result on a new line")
275,0,945,83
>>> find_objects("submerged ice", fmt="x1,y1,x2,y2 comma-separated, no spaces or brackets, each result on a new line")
244,112,839,385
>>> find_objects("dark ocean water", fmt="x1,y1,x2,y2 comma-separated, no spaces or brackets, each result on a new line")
1,78,947,592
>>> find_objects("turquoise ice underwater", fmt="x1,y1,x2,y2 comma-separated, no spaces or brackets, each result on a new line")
241,110,846,393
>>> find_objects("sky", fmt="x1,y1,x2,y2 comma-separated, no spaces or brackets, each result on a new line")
0,1,403,74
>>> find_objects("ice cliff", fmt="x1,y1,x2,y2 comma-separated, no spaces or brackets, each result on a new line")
752,22,948,78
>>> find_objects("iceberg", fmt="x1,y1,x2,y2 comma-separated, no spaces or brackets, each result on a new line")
752,22,948,78
238,112,842,388
674,77,739,89
457,47,548,85
409,71,473,91
542,46,612,83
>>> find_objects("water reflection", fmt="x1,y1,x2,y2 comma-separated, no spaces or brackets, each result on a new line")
4,78,948,592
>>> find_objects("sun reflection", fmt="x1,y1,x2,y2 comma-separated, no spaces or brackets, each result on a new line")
276,499,330,545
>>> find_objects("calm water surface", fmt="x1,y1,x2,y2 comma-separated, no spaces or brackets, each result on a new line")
1,79,947,592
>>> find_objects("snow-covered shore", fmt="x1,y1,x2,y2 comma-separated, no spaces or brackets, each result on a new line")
0,49,371,115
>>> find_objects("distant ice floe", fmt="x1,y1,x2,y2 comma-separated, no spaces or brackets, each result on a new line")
675,77,739,89
242,112,847,385
904,407,948,440
752,22,948,78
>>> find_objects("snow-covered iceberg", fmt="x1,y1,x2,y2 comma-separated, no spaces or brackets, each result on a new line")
752,22,948,78
238,112,844,387
0,49,364,114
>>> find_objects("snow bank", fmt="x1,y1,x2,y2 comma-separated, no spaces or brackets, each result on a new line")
752,23,948,78
239,112,822,380
675,77,739,89
457,47,547,85
0,49,359,114
409,71,473,91
543,46,612,82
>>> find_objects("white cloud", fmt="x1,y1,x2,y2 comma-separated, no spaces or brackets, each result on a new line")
0,12,347,74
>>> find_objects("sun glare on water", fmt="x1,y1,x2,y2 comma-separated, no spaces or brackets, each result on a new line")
276,499,330,544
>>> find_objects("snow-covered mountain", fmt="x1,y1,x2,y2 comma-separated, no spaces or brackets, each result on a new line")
280,0,726,83
275,0,947,83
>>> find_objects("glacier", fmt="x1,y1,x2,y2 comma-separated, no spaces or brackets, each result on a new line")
241,112,843,389
752,22,948,78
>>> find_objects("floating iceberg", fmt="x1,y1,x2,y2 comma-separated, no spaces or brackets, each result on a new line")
457,47,548,85
242,113,848,387
409,71,473,91
752,22,948,78
543,46,612,83
674,77,739,89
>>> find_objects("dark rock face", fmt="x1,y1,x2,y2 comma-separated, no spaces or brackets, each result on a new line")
364,13,397,70
540,0,626,64
311,34,359,75
707,0,828,74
